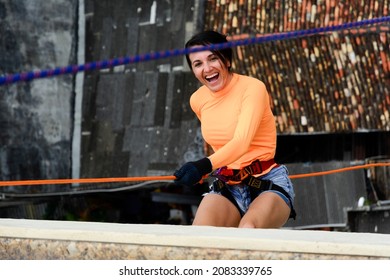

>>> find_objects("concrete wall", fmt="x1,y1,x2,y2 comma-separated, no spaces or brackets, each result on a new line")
0,0,77,192
80,0,203,179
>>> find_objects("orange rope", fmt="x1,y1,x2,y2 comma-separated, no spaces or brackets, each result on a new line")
0,162,389,187
289,162,390,179
0,176,176,187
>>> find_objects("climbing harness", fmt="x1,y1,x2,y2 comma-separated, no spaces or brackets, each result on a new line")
211,159,297,219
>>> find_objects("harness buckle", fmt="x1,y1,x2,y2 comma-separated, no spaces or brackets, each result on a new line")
211,166,235,183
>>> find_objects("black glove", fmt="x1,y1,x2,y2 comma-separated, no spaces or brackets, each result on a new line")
174,157,212,187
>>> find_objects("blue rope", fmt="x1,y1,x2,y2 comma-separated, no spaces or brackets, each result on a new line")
1,16,389,86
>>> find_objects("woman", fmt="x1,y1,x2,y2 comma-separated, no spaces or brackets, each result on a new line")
174,30,295,228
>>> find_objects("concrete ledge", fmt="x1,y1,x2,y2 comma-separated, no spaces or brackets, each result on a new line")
1,219,390,259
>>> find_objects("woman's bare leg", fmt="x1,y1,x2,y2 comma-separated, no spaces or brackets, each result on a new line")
192,193,241,227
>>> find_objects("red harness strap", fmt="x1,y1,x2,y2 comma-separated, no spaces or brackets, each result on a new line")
211,159,277,184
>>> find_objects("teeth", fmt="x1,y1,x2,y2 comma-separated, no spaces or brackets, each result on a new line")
206,73,218,79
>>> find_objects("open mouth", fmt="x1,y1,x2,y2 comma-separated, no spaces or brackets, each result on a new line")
205,73,219,83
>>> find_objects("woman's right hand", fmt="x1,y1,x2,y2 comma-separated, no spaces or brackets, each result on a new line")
173,157,212,187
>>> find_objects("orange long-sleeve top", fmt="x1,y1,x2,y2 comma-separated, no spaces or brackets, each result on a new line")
190,73,277,173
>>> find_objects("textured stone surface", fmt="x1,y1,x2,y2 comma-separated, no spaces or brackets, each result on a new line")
1,219,390,260
1,238,385,260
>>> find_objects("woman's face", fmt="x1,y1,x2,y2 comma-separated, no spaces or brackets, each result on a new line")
188,47,232,92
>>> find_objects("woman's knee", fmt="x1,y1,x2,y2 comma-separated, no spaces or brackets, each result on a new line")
239,192,290,228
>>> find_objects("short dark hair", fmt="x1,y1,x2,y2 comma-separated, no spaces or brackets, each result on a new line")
185,30,233,71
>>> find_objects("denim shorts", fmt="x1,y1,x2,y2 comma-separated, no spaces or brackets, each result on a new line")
208,165,295,216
